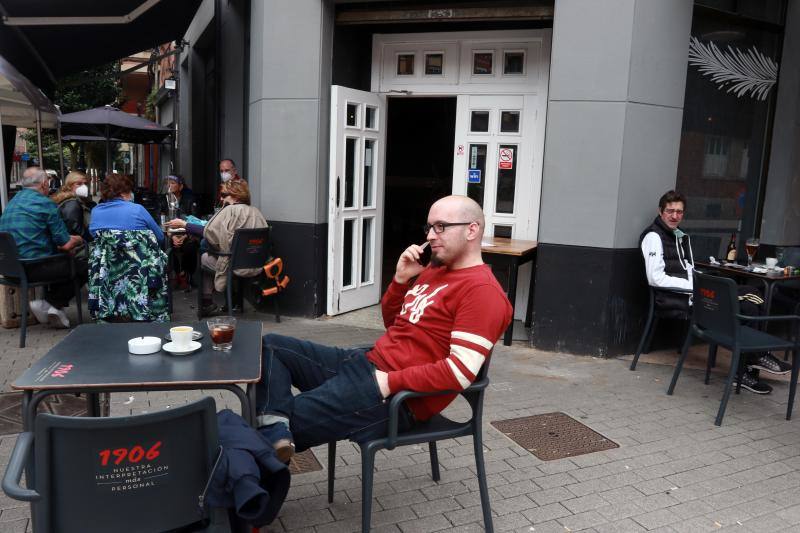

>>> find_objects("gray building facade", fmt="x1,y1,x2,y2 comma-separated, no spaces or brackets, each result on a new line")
176,0,798,355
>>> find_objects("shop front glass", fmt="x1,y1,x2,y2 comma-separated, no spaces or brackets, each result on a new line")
677,1,786,262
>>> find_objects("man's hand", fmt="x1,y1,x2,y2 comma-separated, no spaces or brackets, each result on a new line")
375,369,391,399
394,243,427,285
58,235,83,252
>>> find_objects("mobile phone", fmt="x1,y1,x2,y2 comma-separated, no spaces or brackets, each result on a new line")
417,241,431,266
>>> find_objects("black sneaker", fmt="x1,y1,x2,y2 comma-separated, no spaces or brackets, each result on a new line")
740,369,772,395
748,352,792,375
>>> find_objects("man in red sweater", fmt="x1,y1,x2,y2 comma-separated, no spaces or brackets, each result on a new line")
256,195,512,462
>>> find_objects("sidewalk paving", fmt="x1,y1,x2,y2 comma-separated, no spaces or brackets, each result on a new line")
0,290,799,532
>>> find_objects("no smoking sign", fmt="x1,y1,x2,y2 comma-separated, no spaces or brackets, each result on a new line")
498,147,514,170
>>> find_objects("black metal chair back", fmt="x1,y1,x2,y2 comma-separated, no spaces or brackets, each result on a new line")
692,271,741,341
0,232,26,279
3,397,219,533
230,227,273,270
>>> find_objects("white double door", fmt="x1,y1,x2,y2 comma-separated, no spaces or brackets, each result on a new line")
451,94,537,240
327,87,535,315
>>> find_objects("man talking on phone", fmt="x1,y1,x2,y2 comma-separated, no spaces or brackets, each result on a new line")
255,195,512,462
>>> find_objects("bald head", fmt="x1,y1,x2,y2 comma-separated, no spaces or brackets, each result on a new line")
430,195,485,239
426,195,485,269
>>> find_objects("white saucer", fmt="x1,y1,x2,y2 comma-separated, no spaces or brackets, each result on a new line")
163,340,202,355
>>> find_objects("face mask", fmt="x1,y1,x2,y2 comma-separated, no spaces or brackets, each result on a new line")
673,229,686,239
75,184,89,198
220,171,232,182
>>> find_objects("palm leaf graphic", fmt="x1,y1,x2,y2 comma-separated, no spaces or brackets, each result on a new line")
687,36,778,101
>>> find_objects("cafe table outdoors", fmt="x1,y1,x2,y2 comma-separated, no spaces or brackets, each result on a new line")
11,320,263,430
695,261,800,318
480,236,538,346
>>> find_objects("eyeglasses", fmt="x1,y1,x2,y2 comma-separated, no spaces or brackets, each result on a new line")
663,209,684,216
423,221,473,234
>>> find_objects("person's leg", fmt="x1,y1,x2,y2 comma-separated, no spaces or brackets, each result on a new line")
200,253,217,306
256,334,412,451
25,258,74,309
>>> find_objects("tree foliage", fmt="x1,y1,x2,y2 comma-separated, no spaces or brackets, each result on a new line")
24,62,122,170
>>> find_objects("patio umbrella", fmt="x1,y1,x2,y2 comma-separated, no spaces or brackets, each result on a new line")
59,105,172,175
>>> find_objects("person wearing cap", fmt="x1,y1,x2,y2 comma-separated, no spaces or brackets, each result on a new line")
160,175,198,291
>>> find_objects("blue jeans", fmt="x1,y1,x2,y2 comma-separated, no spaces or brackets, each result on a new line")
256,334,413,451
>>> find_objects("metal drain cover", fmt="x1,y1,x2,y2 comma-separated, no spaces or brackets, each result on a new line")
0,391,89,436
289,449,323,475
491,412,618,461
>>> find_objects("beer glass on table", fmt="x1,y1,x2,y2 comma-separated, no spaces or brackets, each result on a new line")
745,237,759,267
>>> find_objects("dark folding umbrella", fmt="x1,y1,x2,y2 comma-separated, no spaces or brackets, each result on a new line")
59,105,172,174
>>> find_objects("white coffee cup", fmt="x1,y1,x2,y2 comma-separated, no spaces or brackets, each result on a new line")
170,326,194,349
766,257,778,268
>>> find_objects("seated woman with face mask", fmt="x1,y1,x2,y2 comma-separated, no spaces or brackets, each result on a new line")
51,171,95,242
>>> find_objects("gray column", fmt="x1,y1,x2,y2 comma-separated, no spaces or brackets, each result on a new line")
248,0,333,218
761,0,800,246
541,0,693,248
533,0,693,355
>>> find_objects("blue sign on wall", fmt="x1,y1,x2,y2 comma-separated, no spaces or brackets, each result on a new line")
467,169,481,183
21,152,30,161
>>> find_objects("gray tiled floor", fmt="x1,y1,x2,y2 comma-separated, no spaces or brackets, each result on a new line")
1,290,800,532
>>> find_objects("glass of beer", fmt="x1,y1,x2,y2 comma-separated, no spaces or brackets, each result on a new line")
207,316,237,351
745,237,759,267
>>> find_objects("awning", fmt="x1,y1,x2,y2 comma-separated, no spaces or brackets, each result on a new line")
0,54,58,128
0,0,202,95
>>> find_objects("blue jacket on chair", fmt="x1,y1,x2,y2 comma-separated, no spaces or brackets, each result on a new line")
209,409,291,527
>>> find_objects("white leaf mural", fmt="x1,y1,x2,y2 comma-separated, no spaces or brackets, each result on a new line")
687,36,778,101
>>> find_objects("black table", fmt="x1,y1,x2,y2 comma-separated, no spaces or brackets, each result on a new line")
481,237,539,346
696,261,800,318
12,320,263,430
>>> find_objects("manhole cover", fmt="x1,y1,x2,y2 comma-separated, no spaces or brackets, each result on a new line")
289,449,322,475
0,391,89,436
491,412,618,461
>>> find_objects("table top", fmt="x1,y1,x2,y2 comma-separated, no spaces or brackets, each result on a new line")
695,261,800,282
481,237,538,256
12,320,263,391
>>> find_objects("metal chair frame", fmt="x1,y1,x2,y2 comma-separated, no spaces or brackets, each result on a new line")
666,271,800,426
0,232,82,347
630,285,692,370
327,353,495,533
197,227,280,321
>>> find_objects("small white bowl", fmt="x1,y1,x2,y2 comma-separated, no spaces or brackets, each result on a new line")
128,336,162,355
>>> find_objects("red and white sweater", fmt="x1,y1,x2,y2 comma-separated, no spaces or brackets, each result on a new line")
367,264,512,420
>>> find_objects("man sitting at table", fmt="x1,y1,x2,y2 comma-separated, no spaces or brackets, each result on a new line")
0,166,84,328
255,195,513,462
641,190,790,395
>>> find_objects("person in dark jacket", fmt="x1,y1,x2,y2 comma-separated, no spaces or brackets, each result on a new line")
640,190,789,394
159,174,198,290
51,171,94,242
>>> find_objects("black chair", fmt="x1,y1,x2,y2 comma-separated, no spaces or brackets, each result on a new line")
1,397,235,533
666,271,800,426
197,227,278,320
630,285,692,370
327,351,495,533
0,232,83,347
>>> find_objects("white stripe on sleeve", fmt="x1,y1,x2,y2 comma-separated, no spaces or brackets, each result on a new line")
446,359,472,389
451,344,485,376
451,331,494,350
